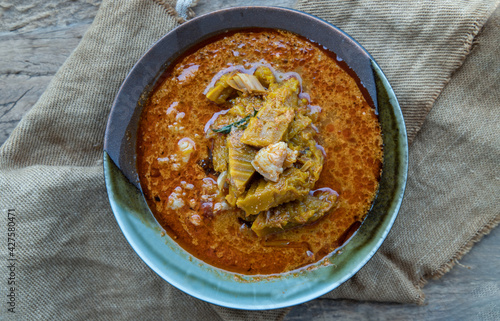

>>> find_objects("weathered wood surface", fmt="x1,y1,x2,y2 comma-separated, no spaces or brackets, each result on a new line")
1,0,499,320
286,226,500,320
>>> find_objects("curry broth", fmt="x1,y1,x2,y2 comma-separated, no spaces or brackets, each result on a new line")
137,30,383,275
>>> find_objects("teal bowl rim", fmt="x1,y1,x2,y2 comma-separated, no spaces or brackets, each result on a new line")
103,6,408,310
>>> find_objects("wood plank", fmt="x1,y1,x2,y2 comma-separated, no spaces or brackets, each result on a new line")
0,0,99,33
0,24,91,143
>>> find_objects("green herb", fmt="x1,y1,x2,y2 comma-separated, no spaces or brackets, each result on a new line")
212,125,232,134
212,109,258,134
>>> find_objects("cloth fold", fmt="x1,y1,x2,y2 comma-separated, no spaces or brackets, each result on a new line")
0,0,498,320
296,0,499,144
295,0,500,304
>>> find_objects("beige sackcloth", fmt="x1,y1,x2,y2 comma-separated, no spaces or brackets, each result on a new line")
1,0,499,319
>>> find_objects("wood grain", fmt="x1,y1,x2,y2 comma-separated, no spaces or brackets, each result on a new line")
0,1,498,320
286,226,500,320
0,24,90,143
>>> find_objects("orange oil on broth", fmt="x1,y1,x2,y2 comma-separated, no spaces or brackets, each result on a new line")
137,30,383,275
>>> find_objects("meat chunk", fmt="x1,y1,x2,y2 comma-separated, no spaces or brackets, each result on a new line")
287,113,312,140
251,142,298,182
283,148,298,168
205,72,236,104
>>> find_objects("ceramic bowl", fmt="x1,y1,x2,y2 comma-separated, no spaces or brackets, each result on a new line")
103,6,408,310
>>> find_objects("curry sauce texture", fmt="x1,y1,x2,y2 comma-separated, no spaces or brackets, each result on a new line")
137,30,383,275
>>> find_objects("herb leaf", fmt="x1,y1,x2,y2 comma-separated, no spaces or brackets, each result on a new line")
212,124,234,134
212,109,258,134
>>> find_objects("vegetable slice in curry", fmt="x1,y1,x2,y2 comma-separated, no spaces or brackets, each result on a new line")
137,29,383,275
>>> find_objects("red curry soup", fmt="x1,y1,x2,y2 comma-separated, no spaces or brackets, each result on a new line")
137,29,383,275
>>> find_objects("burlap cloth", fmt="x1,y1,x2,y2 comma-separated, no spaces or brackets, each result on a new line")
1,0,499,319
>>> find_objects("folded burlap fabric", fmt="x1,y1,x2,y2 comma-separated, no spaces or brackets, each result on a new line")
1,0,499,320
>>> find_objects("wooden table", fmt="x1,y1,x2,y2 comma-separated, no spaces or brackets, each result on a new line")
1,1,498,319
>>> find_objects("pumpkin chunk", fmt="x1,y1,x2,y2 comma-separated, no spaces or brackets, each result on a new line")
206,72,236,104
287,113,312,140
236,167,310,215
212,134,228,172
288,127,324,185
251,190,338,237
253,66,276,87
240,78,300,147
226,130,257,195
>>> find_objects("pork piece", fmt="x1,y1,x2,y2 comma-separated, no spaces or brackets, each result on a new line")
251,142,298,182
251,190,338,237
236,167,310,215
240,78,300,147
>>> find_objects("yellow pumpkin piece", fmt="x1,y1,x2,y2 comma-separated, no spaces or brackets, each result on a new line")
240,78,300,147
266,77,300,109
240,106,294,148
227,130,258,195
251,190,338,237
289,128,324,184
236,167,310,215
287,113,312,140
230,95,265,116
301,139,324,184
253,66,276,88
212,134,228,172
206,73,236,104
